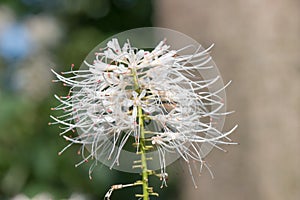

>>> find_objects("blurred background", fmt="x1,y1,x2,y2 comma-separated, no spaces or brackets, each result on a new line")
0,0,299,200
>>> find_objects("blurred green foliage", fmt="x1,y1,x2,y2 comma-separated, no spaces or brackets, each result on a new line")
0,0,180,199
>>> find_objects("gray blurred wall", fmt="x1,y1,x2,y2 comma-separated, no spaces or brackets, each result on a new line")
154,1,300,200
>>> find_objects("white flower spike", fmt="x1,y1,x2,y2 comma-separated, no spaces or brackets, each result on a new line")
50,28,237,199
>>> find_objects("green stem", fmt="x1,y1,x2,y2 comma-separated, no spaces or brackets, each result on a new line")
132,67,149,200
139,106,149,200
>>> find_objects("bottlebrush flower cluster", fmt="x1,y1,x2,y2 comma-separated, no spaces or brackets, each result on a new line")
50,38,237,183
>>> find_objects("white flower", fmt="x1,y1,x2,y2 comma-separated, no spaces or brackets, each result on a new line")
50,38,237,182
